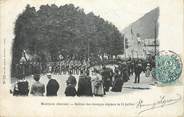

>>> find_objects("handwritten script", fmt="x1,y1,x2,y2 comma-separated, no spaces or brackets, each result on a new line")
40,94,182,116
136,93,182,115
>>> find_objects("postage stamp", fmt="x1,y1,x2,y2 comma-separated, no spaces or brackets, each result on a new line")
154,50,183,83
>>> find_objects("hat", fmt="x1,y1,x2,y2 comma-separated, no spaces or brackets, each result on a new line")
33,74,40,81
33,74,40,78
47,73,51,76
68,70,72,74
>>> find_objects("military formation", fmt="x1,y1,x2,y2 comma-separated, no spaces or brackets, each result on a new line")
14,59,90,78
11,58,154,97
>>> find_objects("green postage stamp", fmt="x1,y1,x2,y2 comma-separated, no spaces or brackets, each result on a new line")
154,50,182,83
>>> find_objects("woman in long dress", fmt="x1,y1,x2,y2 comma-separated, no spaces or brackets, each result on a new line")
111,69,123,92
91,69,104,96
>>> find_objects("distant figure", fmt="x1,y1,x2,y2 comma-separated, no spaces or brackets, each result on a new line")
48,65,52,73
13,75,29,96
145,63,151,77
46,73,60,96
119,62,129,83
129,60,134,75
134,60,143,83
77,70,92,96
126,60,131,76
65,83,77,96
30,74,45,96
66,71,77,87
111,69,123,92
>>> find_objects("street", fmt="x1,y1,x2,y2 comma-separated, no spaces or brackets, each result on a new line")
11,66,156,97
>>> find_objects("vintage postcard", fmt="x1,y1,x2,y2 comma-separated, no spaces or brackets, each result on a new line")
0,0,183,117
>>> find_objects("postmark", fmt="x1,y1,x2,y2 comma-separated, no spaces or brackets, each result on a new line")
154,50,182,83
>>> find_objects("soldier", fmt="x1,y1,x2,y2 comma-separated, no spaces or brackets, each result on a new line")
73,60,77,75
69,60,74,74
16,63,24,79
78,61,82,75
62,60,66,74
76,60,80,75
60,60,65,75
53,62,59,74
82,60,87,72
65,60,70,74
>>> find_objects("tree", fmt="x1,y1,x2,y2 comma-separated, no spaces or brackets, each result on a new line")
12,3,124,68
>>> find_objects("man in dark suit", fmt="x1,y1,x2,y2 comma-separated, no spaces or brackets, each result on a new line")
101,66,113,92
46,73,60,96
77,70,92,96
134,60,143,83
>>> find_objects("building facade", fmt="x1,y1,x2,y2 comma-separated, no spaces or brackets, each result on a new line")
122,7,159,59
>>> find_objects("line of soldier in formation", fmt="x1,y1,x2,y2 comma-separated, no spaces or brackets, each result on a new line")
14,59,90,78
11,59,153,97
14,58,153,78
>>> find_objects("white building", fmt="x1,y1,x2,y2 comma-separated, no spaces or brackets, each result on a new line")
122,7,159,59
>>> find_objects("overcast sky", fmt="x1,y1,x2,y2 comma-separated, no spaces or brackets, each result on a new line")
65,0,159,31
1,0,159,31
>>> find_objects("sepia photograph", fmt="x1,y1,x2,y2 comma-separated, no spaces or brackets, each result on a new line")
10,3,159,97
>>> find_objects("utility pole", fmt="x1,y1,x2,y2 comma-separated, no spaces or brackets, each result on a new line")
87,38,90,64
123,35,126,58
154,20,157,56
131,49,134,58
131,26,134,58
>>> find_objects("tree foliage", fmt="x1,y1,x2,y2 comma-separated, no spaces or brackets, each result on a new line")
12,4,124,63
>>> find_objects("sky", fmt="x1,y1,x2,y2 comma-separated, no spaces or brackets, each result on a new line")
59,0,159,31
1,0,159,31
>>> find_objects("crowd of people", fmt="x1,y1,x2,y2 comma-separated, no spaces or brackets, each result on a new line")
11,58,154,97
